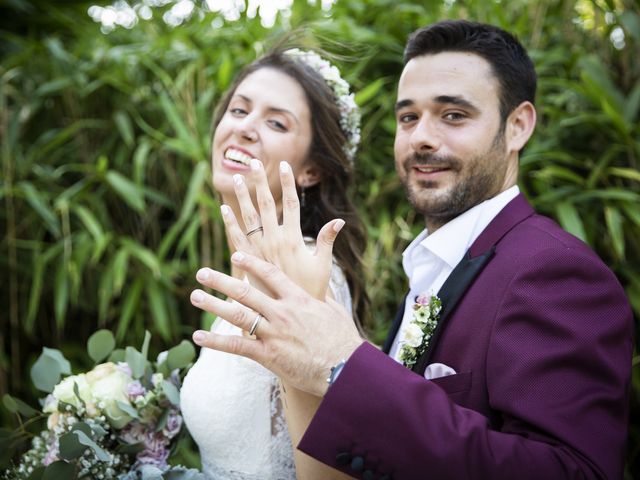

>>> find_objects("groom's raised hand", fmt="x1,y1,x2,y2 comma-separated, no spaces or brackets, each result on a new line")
190,251,365,396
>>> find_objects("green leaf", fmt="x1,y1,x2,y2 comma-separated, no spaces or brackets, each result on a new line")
123,239,161,277
166,340,196,371
87,329,116,364
2,394,18,414
112,248,130,294
116,278,144,342
141,330,151,362
59,430,87,460
125,346,147,379
73,205,104,243
108,348,126,363
3,394,39,417
42,461,75,480
74,430,110,462
555,202,587,242
116,400,140,419
114,110,135,147
146,280,171,341
54,260,69,332
178,161,208,223
604,206,625,259
162,380,180,406
105,170,145,212
18,181,61,238
30,348,71,393
355,77,385,106
26,466,46,480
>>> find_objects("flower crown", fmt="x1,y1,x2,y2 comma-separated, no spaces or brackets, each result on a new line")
284,48,361,163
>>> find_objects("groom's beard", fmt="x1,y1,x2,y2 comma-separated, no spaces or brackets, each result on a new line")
400,132,507,226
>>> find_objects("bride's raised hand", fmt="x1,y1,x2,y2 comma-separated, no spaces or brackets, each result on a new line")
221,159,343,300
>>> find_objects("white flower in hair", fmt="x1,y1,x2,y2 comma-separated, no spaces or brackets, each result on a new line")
284,48,361,163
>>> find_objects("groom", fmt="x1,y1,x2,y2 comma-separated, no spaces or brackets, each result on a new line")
191,20,633,479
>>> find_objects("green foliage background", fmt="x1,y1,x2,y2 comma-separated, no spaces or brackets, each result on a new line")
1,0,638,475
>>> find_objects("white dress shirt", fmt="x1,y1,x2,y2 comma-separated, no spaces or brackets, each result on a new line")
389,186,520,362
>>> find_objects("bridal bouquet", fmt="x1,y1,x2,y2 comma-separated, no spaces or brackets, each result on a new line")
1,330,203,480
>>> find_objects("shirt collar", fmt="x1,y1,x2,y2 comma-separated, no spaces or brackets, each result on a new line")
403,186,520,270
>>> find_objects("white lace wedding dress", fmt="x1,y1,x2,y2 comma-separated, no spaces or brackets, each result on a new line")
180,259,352,480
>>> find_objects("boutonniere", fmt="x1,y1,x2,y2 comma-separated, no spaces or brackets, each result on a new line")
398,294,442,369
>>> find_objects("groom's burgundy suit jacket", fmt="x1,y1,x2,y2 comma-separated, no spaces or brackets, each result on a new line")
298,194,633,479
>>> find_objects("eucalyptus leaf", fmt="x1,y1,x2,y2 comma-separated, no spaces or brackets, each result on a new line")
166,340,196,371
126,346,147,379
109,348,126,363
2,394,18,413
141,330,151,362
75,430,110,462
87,329,116,364
26,466,46,480
30,348,71,393
162,380,180,406
116,400,140,419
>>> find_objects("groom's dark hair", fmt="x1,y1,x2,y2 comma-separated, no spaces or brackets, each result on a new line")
404,20,537,121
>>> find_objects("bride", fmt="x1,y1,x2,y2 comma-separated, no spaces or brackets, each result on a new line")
180,46,368,479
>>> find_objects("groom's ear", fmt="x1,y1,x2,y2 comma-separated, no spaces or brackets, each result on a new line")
295,163,322,188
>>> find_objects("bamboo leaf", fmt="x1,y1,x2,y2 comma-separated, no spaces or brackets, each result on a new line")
355,77,385,106
555,202,587,242
54,260,69,332
604,206,625,259
122,238,161,277
116,278,144,342
105,170,145,212
146,280,171,341
18,181,61,238
113,110,135,147
73,205,104,242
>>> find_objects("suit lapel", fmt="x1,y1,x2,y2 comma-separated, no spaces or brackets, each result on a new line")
412,248,494,375
410,194,536,376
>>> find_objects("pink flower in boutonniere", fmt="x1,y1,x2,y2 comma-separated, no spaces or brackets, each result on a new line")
399,294,442,369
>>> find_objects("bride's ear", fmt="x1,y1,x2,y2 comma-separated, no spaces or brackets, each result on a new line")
295,163,322,188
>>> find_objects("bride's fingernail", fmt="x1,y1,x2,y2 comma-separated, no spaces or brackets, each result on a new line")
221,204,230,216
231,251,245,262
280,161,290,173
233,174,244,185
193,331,206,343
333,219,345,233
196,269,210,281
191,290,204,303
250,158,262,171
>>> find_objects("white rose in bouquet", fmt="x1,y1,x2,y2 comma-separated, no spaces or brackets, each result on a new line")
47,373,91,412
86,362,134,428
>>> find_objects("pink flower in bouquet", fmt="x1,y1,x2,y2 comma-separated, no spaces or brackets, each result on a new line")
163,410,182,439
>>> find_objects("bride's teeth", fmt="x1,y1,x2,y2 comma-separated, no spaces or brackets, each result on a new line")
225,148,253,166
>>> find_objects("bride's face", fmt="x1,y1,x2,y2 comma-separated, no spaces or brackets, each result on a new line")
212,67,313,208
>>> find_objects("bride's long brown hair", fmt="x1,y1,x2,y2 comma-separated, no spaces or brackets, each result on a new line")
212,48,370,331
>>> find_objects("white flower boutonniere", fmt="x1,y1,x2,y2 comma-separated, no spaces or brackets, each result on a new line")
399,294,442,369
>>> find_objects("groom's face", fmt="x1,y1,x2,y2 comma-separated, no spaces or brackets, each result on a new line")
394,51,518,230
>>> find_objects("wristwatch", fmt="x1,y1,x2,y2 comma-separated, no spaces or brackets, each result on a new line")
326,359,347,388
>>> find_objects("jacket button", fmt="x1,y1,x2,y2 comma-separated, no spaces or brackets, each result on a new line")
363,470,375,480
335,452,351,466
350,456,365,472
